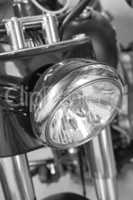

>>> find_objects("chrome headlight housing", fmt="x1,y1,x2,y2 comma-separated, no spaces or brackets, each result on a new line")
31,58,124,149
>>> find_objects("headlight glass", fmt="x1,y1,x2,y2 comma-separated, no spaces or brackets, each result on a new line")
46,81,120,147
31,59,124,149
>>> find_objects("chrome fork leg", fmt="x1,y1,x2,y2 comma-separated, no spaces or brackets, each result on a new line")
0,154,36,200
85,127,118,200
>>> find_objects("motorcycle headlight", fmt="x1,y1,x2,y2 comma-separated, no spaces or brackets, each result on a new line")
31,59,124,149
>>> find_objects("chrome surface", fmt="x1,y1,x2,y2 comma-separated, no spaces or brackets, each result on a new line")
5,17,26,50
43,14,60,44
0,35,90,60
0,154,36,200
31,58,124,148
86,127,118,200
12,0,38,17
4,14,60,49
4,14,60,50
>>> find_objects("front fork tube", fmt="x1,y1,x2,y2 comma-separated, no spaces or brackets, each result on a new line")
85,127,118,200
0,154,36,200
0,128,117,200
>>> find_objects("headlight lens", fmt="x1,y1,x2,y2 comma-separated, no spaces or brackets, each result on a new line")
31,59,124,149
47,81,120,147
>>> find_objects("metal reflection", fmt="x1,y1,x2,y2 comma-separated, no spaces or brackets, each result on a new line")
86,127,118,200
0,154,36,200
0,35,89,60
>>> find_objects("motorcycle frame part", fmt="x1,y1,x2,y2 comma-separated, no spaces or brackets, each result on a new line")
0,35,90,60
0,10,118,68
4,13,59,51
0,154,36,200
85,127,118,200
0,13,91,60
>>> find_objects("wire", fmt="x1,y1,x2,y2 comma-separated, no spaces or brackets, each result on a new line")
59,0,92,38
112,124,131,144
30,0,70,14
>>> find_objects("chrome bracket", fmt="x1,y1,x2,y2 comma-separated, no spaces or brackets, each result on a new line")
0,14,90,60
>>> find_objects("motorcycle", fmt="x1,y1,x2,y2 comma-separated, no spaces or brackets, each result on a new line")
0,0,127,200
